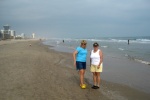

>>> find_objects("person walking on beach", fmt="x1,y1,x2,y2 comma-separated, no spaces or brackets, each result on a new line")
73,40,88,89
90,42,103,89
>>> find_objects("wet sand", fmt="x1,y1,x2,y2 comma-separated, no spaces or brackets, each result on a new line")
0,40,150,100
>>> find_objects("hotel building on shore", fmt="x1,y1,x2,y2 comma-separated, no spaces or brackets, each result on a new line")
0,25,16,40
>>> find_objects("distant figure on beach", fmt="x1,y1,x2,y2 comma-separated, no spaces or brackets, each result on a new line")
63,40,64,43
73,40,88,89
128,39,130,45
90,42,103,89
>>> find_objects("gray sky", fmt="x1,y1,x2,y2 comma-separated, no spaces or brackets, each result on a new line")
0,0,150,38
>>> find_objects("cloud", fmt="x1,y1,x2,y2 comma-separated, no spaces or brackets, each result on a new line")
0,0,150,37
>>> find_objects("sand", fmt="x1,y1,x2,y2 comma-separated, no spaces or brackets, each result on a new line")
0,40,150,100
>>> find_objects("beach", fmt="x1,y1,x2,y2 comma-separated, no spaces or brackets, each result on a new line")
44,38,150,93
0,40,150,100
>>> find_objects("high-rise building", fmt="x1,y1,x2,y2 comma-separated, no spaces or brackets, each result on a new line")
0,25,16,40
2,25,10,39
3,25,10,30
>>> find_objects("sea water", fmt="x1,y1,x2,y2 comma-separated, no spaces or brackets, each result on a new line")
43,36,150,64
43,36,150,93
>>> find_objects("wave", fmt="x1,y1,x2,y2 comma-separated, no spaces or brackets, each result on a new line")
134,59,150,65
45,37,150,44
125,54,150,65
101,46,108,48
91,38,150,44
136,39,150,42
56,41,60,45
132,39,150,44
111,39,127,43
118,48,124,51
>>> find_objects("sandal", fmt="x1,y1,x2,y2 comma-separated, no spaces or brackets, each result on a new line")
80,84,86,89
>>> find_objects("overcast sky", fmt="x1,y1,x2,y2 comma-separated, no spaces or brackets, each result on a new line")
0,0,150,38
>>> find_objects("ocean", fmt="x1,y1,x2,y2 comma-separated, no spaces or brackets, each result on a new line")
43,36,150,65
43,36,150,93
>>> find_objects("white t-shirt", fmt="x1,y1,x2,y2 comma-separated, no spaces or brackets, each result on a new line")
90,49,100,65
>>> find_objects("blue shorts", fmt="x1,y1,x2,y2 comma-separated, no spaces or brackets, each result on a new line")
76,61,86,70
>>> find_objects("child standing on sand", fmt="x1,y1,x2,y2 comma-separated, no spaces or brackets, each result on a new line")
73,40,88,89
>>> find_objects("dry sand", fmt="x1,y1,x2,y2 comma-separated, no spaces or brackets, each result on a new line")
0,40,150,100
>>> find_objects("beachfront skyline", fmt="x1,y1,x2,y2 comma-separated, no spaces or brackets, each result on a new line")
0,0,150,38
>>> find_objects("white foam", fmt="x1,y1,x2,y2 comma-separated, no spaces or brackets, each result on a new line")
56,41,60,45
125,54,150,65
134,59,150,65
131,39,150,44
136,39,150,42
101,46,108,48
85,38,150,44
118,48,124,51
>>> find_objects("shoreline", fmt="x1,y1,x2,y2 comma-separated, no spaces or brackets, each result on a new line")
43,40,150,93
0,40,150,100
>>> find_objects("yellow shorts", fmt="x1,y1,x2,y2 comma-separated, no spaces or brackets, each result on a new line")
90,63,103,72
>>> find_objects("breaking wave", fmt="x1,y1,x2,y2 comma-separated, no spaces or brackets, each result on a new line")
118,48,124,51
84,38,150,44
125,54,150,65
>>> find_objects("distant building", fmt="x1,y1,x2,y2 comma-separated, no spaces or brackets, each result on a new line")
15,35,22,39
21,33,25,39
3,25,10,39
15,33,26,39
3,25,10,30
32,33,35,39
10,30,16,39
0,30,4,40
0,25,16,40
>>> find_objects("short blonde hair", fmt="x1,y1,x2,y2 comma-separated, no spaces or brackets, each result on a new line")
81,40,87,44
